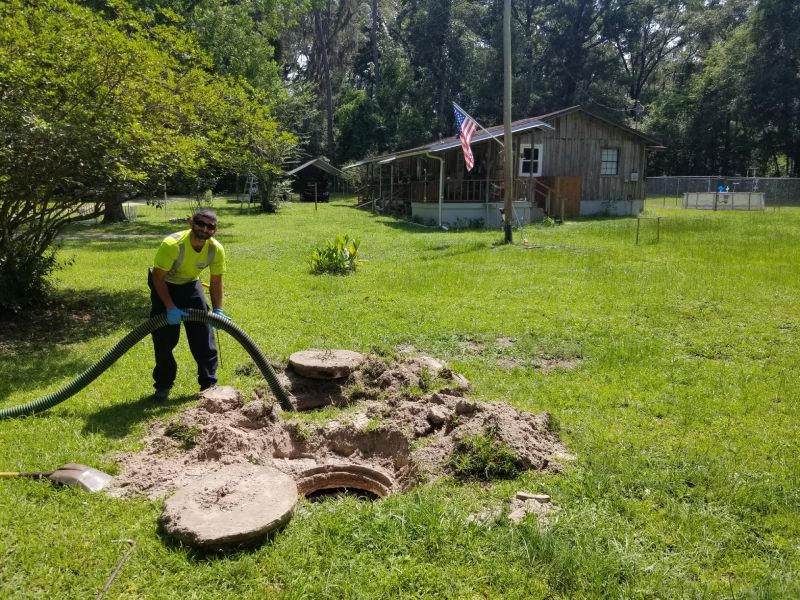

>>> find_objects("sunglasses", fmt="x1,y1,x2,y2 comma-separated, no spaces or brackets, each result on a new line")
193,219,217,230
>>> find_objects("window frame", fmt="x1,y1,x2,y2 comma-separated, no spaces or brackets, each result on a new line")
600,147,620,176
518,143,543,177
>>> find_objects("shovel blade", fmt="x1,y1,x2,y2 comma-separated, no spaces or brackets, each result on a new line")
48,463,113,493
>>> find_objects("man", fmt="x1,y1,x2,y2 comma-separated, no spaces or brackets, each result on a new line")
148,208,228,400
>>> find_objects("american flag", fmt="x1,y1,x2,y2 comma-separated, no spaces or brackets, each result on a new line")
453,104,477,171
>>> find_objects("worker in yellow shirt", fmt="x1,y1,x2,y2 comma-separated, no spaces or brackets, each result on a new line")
147,209,228,401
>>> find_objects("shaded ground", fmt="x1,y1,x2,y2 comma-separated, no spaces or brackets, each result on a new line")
109,353,570,499
0,289,149,350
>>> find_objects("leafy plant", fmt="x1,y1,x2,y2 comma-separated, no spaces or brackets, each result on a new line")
310,234,361,275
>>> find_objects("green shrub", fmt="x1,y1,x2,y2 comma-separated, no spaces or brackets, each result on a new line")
449,427,524,481
0,245,61,313
310,234,361,275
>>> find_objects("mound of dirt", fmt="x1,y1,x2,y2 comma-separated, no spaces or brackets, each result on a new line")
108,353,568,500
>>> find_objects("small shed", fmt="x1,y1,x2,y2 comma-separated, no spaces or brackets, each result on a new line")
347,106,663,226
285,156,346,202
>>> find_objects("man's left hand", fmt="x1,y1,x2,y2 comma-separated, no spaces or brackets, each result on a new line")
211,308,231,327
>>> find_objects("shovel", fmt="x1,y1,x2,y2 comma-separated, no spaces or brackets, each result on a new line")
0,463,112,492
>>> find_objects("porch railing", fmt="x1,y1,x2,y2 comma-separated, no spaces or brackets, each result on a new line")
367,177,561,216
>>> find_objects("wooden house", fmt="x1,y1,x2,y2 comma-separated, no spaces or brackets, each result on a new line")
347,106,662,226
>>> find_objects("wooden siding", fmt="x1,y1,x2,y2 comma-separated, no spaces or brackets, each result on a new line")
534,111,648,202
460,111,649,204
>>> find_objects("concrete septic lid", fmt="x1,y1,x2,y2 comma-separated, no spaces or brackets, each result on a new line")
289,349,365,379
160,464,298,550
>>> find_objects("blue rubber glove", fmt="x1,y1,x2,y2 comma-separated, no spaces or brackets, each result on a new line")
211,308,230,328
166,306,189,325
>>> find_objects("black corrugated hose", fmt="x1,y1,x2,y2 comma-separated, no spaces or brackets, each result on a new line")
0,310,293,419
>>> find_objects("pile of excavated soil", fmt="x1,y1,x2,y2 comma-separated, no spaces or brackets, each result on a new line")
108,353,569,500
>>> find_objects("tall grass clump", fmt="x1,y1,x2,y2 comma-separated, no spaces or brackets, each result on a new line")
449,425,524,480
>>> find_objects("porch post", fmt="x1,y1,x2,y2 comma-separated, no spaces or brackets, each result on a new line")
528,132,534,211
371,164,376,214
485,139,492,225
425,153,444,227
438,157,444,226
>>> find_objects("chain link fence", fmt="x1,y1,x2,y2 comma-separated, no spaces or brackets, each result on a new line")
646,176,800,206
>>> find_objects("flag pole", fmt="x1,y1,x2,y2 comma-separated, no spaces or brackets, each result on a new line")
453,102,504,149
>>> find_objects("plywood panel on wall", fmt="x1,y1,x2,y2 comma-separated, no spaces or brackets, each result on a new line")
538,176,582,217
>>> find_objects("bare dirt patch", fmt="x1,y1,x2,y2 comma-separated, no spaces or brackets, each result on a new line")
495,355,582,371
108,354,567,500
535,356,582,372
495,337,517,348
458,339,485,353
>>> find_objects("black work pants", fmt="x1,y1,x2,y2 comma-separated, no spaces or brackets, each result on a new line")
149,276,217,391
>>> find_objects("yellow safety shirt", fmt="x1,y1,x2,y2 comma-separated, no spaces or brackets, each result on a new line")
153,230,226,284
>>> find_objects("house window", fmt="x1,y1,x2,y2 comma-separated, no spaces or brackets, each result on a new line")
519,144,542,176
601,148,619,175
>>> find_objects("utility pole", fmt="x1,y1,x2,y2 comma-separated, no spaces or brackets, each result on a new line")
502,0,513,243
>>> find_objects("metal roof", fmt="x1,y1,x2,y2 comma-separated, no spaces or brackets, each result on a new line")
343,106,663,169
285,156,345,177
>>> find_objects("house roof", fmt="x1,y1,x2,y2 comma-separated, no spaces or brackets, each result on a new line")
285,156,345,177
344,106,663,169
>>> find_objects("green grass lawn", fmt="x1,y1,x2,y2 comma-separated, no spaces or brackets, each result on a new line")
1,196,798,598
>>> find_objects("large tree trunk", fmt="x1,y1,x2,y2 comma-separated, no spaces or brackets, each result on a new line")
314,9,336,162
370,0,381,91
102,191,126,223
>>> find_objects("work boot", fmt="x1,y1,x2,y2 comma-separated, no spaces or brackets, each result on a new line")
151,387,171,402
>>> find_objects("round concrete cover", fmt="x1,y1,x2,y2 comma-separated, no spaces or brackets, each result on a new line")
289,349,365,379
160,464,298,550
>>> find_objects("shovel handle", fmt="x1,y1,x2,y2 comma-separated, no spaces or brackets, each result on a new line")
0,471,51,478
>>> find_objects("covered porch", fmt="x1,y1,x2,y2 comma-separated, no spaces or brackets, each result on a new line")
348,115,567,227
354,141,573,227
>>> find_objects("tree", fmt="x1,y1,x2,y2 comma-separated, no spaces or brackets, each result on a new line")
0,0,295,311
394,0,478,137
743,0,800,175
643,0,798,176
605,0,693,119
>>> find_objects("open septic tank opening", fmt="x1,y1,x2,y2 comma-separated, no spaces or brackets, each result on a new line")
109,349,570,550
296,463,394,500
305,488,380,503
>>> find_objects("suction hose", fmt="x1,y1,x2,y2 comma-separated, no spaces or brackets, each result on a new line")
0,310,293,419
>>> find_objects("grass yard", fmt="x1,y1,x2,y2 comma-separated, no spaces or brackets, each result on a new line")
1,196,799,598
